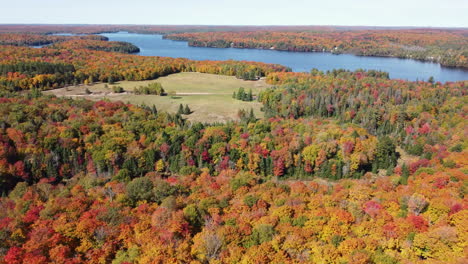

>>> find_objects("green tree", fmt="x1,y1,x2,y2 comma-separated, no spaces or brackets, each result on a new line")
247,88,253,101
177,104,184,115
184,104,191,115
374,136,398,170
126,177,154,204
153,179,177,204
112,86,124,93
184,204,204,232
243,195,259,207
400,163,410,185
236,87,245,100
248,108,256,122
244,224,275,247
428,76,435,84
112,168,131,183
151,105,158,115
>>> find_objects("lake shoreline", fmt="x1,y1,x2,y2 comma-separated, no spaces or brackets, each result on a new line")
31,31,468,82
162,34,468,70
101,32,468,82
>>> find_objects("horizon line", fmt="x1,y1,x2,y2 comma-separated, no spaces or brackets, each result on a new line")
0,23,467,30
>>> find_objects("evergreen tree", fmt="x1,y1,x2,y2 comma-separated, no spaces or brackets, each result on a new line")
233,87,254,101
29,88,42,99
177,104,184,115
374,136,398,170
151,105,158,115
237,87,245,100
248,108,256,122
247,89,253,101
184,104,191,115
428,76,435,84
400,163,410,185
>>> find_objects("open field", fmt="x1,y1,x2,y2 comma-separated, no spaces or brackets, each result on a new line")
44,72,271,123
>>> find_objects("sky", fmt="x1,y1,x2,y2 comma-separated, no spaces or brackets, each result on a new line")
0,0,467,27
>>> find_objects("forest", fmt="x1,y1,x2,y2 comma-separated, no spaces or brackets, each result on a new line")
0,34,107,47
0,25,466,264
0,40,289,91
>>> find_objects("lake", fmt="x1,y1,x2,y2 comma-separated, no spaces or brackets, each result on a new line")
101,32,468,82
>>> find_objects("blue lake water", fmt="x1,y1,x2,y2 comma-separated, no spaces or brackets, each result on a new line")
101,32,468,82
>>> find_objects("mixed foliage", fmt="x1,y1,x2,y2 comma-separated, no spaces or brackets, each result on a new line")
49,39,140,53
0,25,466,264
165,30,468,68
0,33,106,47
0,94,466,263
0,45,289,91
0,95,390,192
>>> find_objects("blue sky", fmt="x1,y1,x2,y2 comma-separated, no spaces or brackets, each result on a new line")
1,0,467,27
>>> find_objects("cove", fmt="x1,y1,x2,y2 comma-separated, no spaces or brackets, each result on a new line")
102,32,468,83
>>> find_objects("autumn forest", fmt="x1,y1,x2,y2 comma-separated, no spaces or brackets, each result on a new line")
0,24,467,264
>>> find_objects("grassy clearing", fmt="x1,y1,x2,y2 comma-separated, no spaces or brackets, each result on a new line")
45,72,271,123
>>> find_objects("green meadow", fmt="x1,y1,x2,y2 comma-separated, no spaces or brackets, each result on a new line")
45,72,272,123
